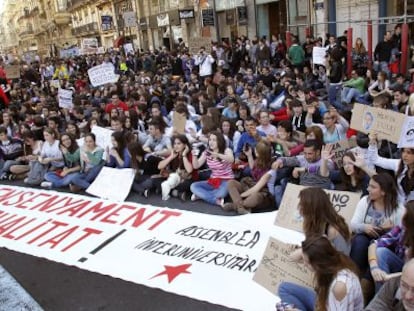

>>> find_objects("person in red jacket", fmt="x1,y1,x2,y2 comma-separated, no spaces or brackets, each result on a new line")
104,93,128,114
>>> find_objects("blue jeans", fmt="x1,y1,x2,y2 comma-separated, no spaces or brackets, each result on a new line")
278,282,315,311
190,180,229,205
328,83,342,109
375,247,404,292
341,87,363,104
0,159,19,174
44,171,78,188
71,164,104,189
373,61,390,78
350,233,372,274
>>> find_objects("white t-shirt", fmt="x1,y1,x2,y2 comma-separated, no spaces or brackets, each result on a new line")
327,269,364,310
40,140,64,167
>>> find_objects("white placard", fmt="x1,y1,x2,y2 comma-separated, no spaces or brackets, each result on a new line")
398,115,414,148
58,88,73,109
87,63,119,87
123,43,134,55
91,126,113,159
312,46,327,66
86,167,135,201
123,11,137,27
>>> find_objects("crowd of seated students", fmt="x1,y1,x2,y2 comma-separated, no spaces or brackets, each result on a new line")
1,30,414,309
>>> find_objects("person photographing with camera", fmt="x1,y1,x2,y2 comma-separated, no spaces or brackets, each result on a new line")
194,46,215,84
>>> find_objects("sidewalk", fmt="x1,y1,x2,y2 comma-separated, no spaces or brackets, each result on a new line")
0,264,43,311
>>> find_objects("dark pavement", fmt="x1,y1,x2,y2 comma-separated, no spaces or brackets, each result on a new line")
0,180,243,311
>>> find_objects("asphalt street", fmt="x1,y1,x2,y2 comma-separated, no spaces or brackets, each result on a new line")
0,180,272,311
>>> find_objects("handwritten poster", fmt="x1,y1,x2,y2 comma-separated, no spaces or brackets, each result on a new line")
253,237,313,294
88,63,119,87
275,183,360,232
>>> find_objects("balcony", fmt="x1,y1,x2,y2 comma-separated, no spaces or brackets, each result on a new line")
19,28,35,41
71,22,99,36
54,12,71,25
67,0,92,11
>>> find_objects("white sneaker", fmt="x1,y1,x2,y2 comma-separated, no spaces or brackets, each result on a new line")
162,195,170,201
40,181,52,189
190,194,199,201
171,189,179,197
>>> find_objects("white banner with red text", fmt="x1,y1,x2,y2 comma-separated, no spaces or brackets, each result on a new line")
0,186,304,311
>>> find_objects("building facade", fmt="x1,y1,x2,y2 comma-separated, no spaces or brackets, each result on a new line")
1,0,414,59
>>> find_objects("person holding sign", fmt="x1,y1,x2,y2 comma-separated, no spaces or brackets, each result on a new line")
368,133,414,204
278,235,363,311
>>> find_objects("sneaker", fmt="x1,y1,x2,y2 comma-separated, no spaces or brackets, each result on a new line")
237,206,251,215
69,184,81,193
216,198,225,207
24,177,29,183
40,181,53,189
8,174,16,181
162,195,170,201
179,192,187,202
190,194,199,201
171,189,179,197
0,173,9,180
222,203,236,211
143,189,149,198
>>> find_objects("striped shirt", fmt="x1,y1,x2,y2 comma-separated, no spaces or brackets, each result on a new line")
206,153,234,179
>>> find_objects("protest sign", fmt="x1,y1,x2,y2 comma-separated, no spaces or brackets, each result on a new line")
173,111,186,134
331,139,357,168
50,80,60,89
188,38,212,55
275,183,360,232
57,88,73,109
91,125,113,159
59,47,80,59
88,63,119,87
4,65,20,79
86,167,135,201
123,43,134,55
398,115,414,148
351,103,405,144
253,237,313,294
0,185,303,311
312,46,327,66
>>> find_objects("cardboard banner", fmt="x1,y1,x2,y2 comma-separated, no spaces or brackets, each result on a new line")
398,115,414,148
0,185,304,311
350,103,406,144
86,167,135,201
312,46,327,66
50,80,60,89
88,64,119,87
275,183,360,232
188,38,212,55
253,237,313,294
331,139,357,168
57,88,73,109
4,65,20,79
123,43,134,55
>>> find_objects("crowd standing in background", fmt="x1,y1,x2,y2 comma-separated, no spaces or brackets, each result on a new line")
2,27,414,309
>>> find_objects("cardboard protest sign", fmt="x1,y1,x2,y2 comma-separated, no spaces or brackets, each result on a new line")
351,103,405,144
88,63,119,87
331,139,357,168
91,125,113,159
173,111,186,134
398,115,414,148
50,80,60,88
275,183,360,232
57,88,73,109
312,46,327,66
188,37,212,55
4,65,20,79
86,167,135,201
253,237,313,294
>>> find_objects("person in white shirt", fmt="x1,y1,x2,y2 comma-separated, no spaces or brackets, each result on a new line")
194,46,215,82
256,110,277,139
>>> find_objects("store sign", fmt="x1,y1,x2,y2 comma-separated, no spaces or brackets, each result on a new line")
202,9,215,26
179,9,195,19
